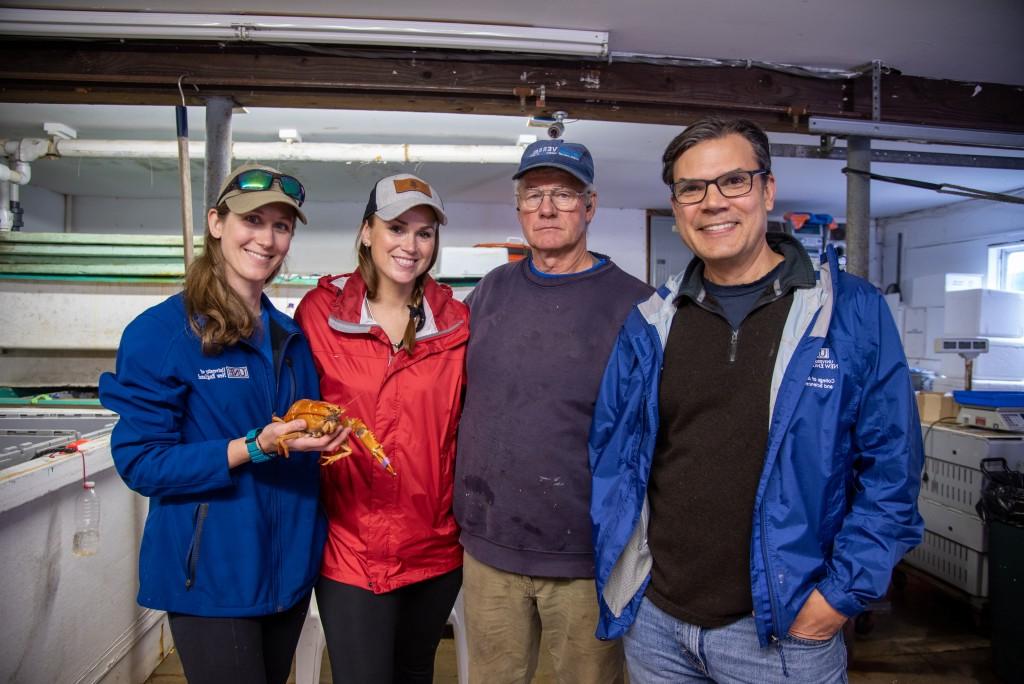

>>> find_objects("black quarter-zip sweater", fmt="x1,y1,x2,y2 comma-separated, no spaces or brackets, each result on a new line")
645,234,817,628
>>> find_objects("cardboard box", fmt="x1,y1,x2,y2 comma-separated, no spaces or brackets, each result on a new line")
916,391,959,423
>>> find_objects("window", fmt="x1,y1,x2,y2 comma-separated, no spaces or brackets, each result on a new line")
990,242,1024,292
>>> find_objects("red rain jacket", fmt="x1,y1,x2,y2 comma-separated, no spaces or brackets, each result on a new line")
295,272,469,592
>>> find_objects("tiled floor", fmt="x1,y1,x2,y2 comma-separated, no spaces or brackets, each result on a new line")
147,570,998,683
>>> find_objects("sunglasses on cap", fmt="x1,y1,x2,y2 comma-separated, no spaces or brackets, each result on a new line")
219,169,306,206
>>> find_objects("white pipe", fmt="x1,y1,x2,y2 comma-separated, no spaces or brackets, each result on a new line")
42,139,526,164
0,181,12,230
13,161,30,185
0,163,28,184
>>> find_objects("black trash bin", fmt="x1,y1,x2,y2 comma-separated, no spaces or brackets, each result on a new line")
977,458,1024,684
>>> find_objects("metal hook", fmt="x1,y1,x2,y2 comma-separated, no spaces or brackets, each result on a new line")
176,75,199,107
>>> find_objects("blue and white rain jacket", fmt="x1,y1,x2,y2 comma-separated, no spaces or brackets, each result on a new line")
589,243,924,646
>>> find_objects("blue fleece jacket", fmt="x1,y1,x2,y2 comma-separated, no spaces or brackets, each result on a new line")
99,293,326,617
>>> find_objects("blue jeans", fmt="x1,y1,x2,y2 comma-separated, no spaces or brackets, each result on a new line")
623,597,847,683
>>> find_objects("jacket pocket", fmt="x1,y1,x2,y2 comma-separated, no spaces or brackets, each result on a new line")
184,503,209,590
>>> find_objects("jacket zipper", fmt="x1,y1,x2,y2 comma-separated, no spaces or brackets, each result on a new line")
271,474,281,609
270,333,298,609
284,357,296,407
184,503,209,589
728,329,739,363
759,500,782,643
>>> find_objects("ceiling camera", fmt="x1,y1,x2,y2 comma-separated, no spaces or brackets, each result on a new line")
527,110,570,140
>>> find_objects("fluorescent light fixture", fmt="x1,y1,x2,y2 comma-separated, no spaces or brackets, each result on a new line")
0,9,609,57
809,117,1024,150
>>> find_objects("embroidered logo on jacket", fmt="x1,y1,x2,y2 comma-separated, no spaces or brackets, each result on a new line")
198,366,249,381
805,347,838,390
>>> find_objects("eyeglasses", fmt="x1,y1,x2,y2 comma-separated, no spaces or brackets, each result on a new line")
219,169,306,206
670,169,769,205
516,188,589,213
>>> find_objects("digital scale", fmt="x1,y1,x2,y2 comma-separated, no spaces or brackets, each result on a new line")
953,391,1024,433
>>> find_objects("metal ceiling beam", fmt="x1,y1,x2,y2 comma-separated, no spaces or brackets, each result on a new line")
770,144,1024,169
0,39,1021,135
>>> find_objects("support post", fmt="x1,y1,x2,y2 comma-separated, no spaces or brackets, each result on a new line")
204,97,234,213
845,136,871,277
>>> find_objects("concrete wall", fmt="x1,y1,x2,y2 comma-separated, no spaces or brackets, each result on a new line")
880,192,1024,296
878,190,1024,389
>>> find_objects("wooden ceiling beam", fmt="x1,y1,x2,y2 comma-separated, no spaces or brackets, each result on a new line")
1,40,1021,134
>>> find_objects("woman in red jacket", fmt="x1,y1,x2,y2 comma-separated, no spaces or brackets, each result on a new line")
294,173,468,684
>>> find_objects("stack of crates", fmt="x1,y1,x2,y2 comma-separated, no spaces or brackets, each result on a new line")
904,422,1024,596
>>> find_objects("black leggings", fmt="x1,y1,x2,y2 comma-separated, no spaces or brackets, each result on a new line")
167,592,310,684
316,568,463,684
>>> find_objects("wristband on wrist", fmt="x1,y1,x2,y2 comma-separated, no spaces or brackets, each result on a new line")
245,428,273,463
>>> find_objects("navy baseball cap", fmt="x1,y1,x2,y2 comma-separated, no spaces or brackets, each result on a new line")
513,140,595,185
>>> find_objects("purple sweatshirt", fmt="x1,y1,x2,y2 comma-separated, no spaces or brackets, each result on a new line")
454,254,653,577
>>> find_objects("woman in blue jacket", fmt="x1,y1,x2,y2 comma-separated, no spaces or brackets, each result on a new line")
100,164,349,684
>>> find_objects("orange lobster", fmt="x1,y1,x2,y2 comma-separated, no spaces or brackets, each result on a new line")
272,399,396,476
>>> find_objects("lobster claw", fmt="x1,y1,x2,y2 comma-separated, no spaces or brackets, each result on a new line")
316,416,395,476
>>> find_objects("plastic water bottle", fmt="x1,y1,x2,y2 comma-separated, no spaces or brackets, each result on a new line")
72,481,100,557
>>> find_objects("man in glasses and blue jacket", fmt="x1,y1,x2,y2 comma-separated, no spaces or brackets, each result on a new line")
589,117,924,683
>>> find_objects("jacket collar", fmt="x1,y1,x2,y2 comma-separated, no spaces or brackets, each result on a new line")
637,233,823,348
676,232,816,306
322,271,459,340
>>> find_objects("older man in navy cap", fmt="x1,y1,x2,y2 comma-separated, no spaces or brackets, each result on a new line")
454,140,653,683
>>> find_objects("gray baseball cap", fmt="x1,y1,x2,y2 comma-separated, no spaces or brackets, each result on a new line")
362,173,448,225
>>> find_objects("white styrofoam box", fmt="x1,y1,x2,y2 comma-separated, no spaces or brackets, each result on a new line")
908,274,946,308
904,305,948,360
903,529,988,597
907,273,984,309
939,337,1024,382
884,293,905,342
891,307,905,344
884,292,901,317
944,288,1024,339
946,273,984,291
919,496,986,552
904,331,926,359
437,247,508,278
903,306,926,335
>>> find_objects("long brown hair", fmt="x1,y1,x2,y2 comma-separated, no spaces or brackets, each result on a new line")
183,205,288,355
355,214,440,354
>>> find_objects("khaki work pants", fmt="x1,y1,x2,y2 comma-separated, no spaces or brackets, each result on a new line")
462,550,625,684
